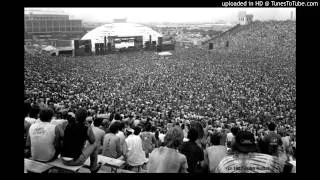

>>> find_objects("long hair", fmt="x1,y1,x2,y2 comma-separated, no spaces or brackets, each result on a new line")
164,126,184,149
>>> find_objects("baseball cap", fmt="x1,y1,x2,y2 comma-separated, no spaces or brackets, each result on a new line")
234,131,257,153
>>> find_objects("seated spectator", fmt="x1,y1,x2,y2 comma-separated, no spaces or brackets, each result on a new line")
25,104,40,124
125,126,148,168
102,121,122,159
61,108,101,173
88,117,105,154
26,108,61,162
179,128,205,173
215,131,281,173
116,121,127,156
148,126,188,173
204,132,228,173
140,122,157,157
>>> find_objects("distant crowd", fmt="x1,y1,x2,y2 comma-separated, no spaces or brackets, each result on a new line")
24,46,296,173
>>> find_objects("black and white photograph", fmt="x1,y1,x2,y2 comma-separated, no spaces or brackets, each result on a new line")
24,7,297,173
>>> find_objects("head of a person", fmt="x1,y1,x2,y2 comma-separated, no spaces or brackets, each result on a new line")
144,122,152,132
231,126,240,136
39,108,54,122
190,121,204,139
118,121,125,131
164,126,184,149
86,116,93,125
93,117,103,127
126,128,134,136
187,128,199,142
134,126,141,135
233,131,257,153
268,122,276,131
29,104,40,119
210,132,222,146
109,121,120,134
24,101,31,118
75,108,88,124
114,113,122,121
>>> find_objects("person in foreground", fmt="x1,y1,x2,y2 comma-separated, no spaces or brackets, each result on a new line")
26,108,62,162
61,108,101,173
215,131,281,173
147,126,188,173
179,127,205,173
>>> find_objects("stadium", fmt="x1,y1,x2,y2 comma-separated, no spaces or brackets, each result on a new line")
24,8,296,174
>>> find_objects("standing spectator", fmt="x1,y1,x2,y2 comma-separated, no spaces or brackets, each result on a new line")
158,128,166,145
263,122,283,156
125,126,148,168
102,121,122,159
216,131,281,173
61,108,101,173
148,126,188,173
26,108,61,162
204,132,228,173
228,126,240,149
179,128,205,173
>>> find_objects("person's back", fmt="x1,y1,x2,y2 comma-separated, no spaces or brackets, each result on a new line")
179,128,204,173
264,132,282,155
29,121,57,161
102,133,121,158
148,146,188,173
148,127,188,173
216,152,281,173
206,145,227,172
116,123,126,155
140,128,156,155
28,108,58,162
125,126,147,166
62,123,88,159
92,126,105,153
102,122,121,158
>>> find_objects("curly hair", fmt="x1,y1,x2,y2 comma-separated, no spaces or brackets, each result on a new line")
164,126,184,149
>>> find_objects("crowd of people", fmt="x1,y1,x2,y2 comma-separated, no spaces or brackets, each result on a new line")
24,40,296,173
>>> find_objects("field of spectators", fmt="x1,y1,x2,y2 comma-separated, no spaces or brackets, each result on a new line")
24,20,296,173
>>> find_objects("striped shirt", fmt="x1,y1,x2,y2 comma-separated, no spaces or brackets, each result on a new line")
215,153,281,173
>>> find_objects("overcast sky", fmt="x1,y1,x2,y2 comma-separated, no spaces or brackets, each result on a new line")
25,8,296,23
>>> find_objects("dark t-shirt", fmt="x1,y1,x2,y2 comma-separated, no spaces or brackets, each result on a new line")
263,132,282,156
62,123,88,159
179,141,204,173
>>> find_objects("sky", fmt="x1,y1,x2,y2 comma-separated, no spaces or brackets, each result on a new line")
25,8,296,23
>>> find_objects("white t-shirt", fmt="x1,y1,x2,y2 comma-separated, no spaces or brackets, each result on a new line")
206,145,228,172
125,134,147,166
29,122,56,162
